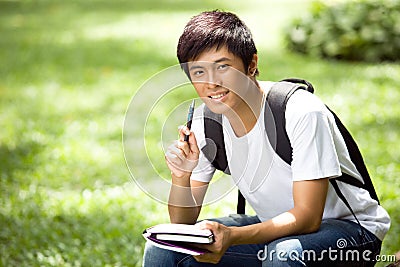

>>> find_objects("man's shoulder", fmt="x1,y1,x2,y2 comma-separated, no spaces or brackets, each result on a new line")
285,88,327,118
259,80,275,95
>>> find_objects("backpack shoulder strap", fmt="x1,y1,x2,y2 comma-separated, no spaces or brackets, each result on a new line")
265,80,309,164
327,108,380,204
202,105,230,174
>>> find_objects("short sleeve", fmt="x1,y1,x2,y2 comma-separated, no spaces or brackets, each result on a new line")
285,91,342,181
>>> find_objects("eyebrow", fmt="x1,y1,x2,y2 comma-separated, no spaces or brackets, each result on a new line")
214,57,231,64
189,57,232,71
189,65,203,71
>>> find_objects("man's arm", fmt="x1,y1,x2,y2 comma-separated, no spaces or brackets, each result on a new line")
165,126,208,224
194,178,328,264
168,178,209,224
230,178,329,244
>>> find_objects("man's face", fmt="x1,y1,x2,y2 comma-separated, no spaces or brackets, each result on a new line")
187,46,252,115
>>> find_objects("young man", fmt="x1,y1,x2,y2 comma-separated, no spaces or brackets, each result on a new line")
143,11,390,266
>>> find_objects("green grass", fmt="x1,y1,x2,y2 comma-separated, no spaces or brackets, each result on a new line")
0,0,399,266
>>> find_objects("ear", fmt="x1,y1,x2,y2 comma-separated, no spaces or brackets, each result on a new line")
247,54,259,76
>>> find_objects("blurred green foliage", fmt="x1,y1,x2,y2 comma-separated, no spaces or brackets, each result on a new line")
285,0,400,62
0,0,399,266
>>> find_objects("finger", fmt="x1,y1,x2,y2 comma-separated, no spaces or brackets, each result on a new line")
195,220,209,228
187,131,200,154
165,149,195,174
195,220,216,231
165,151,182,167
178,125,190,142
172,144,193,162
193,255,204,263
165,154,190,175
195,220,210,230
194,253,219,264
191,243,209,250
178,125,199,155
177,140,190,156
193,253,212,263
166,142,186,160
167,145,186,161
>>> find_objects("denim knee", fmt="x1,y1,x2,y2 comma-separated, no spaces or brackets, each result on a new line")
262,238,305,267
142,241,189,267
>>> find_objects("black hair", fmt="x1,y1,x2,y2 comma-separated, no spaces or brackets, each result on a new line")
177,10,258,76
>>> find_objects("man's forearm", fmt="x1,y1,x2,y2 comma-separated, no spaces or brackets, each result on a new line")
230,208,322,246
229,179,327,245
168,173,200,224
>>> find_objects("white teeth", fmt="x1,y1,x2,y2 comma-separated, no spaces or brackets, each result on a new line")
210,92,227,99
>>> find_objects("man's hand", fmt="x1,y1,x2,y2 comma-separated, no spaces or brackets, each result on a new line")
193,221,233,264
165,125,200,178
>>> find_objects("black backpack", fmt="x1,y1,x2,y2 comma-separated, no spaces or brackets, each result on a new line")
201,78,379,225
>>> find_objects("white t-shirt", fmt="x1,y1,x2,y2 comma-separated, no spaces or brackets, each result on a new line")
190,81,390,241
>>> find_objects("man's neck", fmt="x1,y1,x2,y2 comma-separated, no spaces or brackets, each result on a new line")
224,83,263,137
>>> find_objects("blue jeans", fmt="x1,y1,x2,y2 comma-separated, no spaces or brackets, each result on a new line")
142,215,381,266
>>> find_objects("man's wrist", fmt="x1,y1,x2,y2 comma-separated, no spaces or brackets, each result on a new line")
171,172,192,186
228,226,243,245
228,225,258,246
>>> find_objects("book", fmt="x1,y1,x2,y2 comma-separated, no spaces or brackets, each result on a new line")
142,223,214,255
146,223,214,243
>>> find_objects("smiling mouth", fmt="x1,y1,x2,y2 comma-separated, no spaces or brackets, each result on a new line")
209,91,229,99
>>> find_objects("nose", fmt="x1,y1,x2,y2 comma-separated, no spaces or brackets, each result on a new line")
207,71,221,89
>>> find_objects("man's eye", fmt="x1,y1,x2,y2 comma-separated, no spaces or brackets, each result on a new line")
217,64,229,70
193,70,204,76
